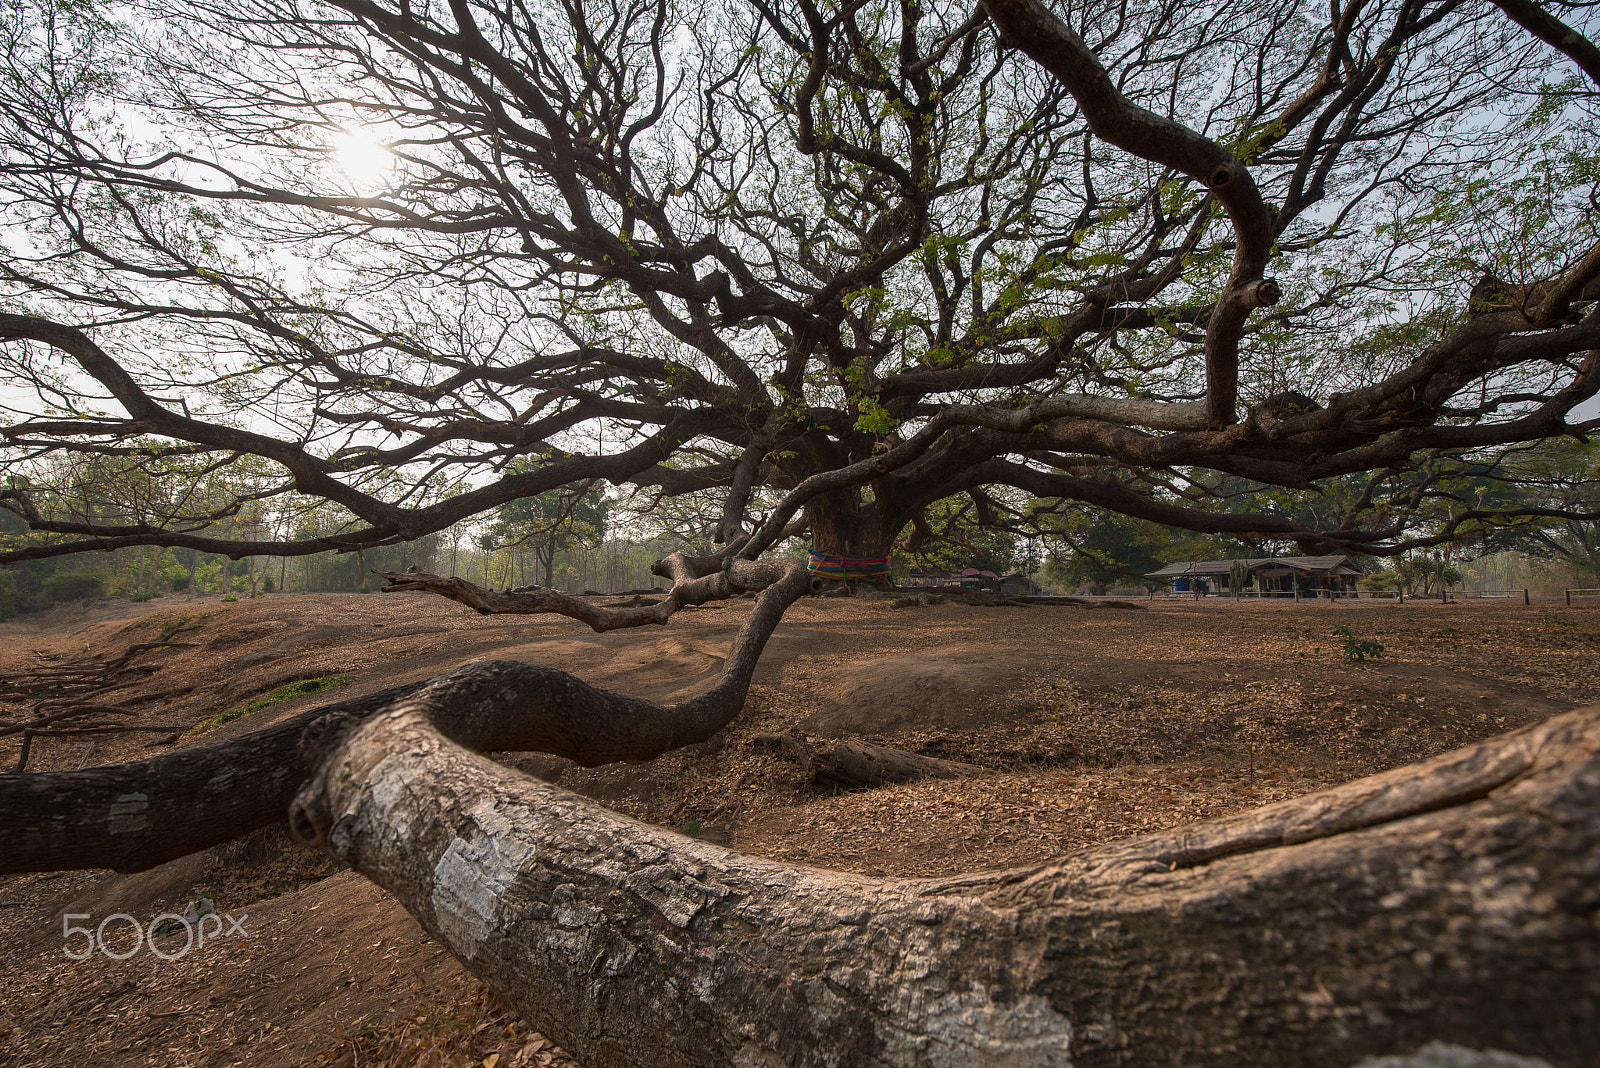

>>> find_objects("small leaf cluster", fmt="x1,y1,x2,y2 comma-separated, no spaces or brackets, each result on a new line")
1331,625,1385,663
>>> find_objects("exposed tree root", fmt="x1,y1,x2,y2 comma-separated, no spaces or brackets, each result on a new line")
288,680,1600,1067
0,641,200,770
754,732,989,788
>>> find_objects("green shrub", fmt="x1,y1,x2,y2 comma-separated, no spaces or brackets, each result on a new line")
0,572,18,620
42,572,106,602
262,574,276,593
221,594,239,602
128,591,154,603
1332,624,1385,662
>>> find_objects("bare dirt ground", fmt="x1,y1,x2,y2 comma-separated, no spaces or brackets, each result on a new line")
2,588,1596,1067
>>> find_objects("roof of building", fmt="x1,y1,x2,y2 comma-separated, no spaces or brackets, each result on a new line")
1145,555,1364,580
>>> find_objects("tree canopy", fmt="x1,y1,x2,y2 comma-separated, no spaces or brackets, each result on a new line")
1,0,1597,572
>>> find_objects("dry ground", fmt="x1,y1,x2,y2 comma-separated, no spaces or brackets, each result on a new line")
1,588,1596,1067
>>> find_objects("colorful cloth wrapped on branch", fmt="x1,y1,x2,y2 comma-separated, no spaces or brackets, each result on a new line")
806,548,891,581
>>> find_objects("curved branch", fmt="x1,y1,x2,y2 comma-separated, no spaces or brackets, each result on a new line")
376,554,812,631
1489,0,1600,88
979,0,1277,424
0,564,815,875
291,686,1600,1066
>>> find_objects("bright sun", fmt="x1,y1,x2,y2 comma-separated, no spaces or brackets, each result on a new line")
332,131,394,192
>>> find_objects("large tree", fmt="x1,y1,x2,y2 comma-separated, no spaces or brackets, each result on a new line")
3,0,1600,1063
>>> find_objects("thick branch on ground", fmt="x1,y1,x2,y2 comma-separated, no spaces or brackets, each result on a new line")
753,732,989,789
291,695,1600,1067
0,565,814,874
0,680,425,873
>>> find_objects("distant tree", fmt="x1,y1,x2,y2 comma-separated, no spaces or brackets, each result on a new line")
488,480,610,590
1038,507,1173,594
1370,550,1464,598
0,571,17,619
41,572,105,602
1229,558,1249,596
1498,441,1600,582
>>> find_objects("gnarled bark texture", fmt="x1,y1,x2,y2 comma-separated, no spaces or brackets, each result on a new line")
292,687,1600,1068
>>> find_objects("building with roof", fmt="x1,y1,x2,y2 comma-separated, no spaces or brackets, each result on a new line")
1146,555,1365,598
903,566,953,588
997,571,1029,595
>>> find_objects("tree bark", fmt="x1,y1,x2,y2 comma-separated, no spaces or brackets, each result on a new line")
805,486,899,560
292,693,1600,1068
0,680,425,873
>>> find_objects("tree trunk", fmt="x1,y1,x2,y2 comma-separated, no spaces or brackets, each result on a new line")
805,487,898,559
291,697,1600,1068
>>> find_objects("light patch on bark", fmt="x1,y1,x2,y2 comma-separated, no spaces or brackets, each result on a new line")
551,883,604,929
204,765,241,791
894,986,1073,1067
622,860,730,928
1466,857,1542,926
365,752,427,845
1352,1042,1556,1067
430,800,537,960
733,1043,788,1067
108,793,149,834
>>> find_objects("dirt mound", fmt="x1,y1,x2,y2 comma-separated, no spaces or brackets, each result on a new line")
800,642,1049,733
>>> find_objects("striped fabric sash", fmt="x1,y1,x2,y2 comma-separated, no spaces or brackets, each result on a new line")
806,548,891,580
